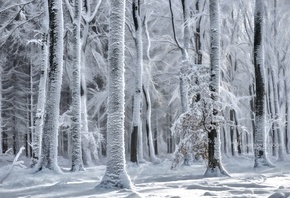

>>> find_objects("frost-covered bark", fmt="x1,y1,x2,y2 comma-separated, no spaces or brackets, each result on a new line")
169,0,189,113
253,0,273,168
130,0,143,163
194,0,203,65
36,0,64,172
143,81,159,163
270,69,285,161
180,0,190,114
98,0,132,189
32,0,49,165
79,0,101,166
270,0,285,161
64,0,101,166
204,0,229,177
70,0,84,172
0,68,2,154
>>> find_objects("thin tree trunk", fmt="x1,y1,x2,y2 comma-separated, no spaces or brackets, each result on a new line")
70,0,84,172
267,67,276,156
195,0,203,65
143,84,159,163
131,0,143,163
32,0,49,165
230,109,235,156
284,68,290,153
169,0,189,113
0,73,2,154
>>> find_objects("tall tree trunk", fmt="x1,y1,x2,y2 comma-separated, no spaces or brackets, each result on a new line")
230,109,235,156
37,0,64,172
32,0,49,165
195,0,203,65
270,69,285,161
271,0,285,161
131,0,143,163
98,0,132,189
169,0,189,113
283,68,290,154
64,0,102,166
204,0,229,177
70,0,84,172
0,73,2,154
267,67,276,156
253,0,273,168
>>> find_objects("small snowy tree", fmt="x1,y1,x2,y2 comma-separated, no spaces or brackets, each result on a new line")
171,67,210,169
98,0,132,189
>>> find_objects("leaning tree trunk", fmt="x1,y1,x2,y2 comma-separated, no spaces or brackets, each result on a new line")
253,0,273,168
98,0,132,189
70,0,84,172
131,0,143,163
36,0,64,172
204,0,229,177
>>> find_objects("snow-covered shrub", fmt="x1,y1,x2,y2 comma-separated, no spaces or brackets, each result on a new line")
171,66,222,169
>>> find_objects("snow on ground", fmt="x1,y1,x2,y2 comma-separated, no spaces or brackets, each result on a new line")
0,154,290,198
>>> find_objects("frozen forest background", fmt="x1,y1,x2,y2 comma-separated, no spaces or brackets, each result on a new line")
1,0,290,197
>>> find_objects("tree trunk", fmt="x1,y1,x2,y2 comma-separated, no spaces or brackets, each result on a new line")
284,68,290,153
37,0,64,172
143,84,159,163
169,0,189,113
32,0,49,165
253,0,273,168
98,0,132,189
230,110,235,156
131,0,143,163
70,0,84,172
195,0,203,65
204,0,229,177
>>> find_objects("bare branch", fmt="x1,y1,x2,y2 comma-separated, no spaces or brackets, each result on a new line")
87,0,102,23
168,0,182,50
0,0,35,13
0,12,44,48
64,0,74,21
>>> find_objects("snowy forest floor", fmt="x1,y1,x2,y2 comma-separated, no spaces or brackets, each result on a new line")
0,154,290,198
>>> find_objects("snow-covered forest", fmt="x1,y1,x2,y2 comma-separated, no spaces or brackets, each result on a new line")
1,0,290,197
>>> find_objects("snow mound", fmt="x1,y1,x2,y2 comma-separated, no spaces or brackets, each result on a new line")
268,192,287,198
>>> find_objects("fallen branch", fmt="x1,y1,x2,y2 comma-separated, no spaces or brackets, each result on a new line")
0,146,25,184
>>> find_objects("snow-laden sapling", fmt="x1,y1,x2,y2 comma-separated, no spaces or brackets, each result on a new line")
171,66,213,169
